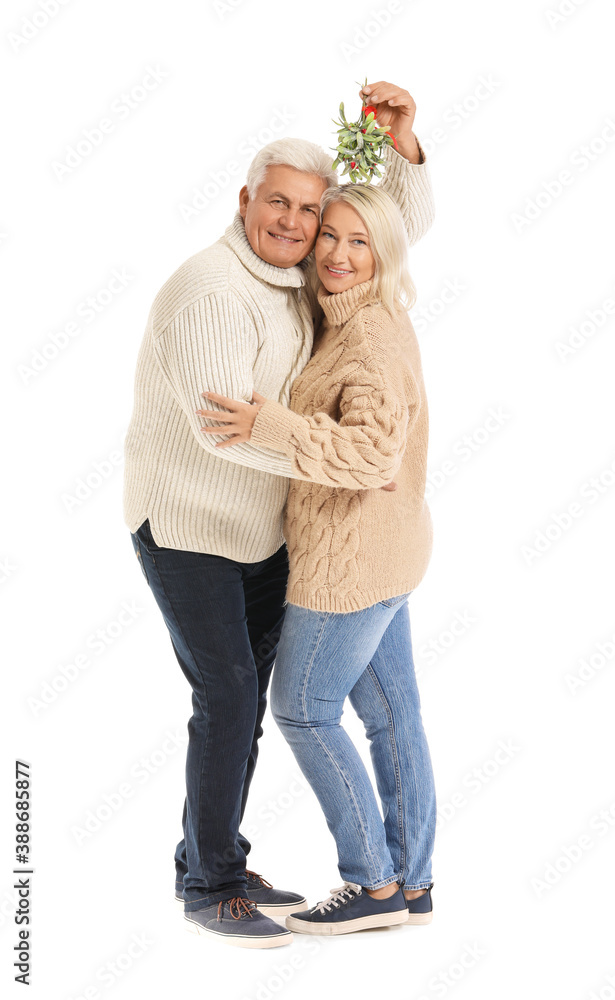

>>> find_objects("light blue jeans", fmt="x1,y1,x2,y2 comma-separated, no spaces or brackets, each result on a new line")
270,593,436,891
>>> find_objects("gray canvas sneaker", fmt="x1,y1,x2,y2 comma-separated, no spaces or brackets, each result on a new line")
184,896,293,949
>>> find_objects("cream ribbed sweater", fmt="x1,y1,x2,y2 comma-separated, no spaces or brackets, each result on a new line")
122,144,434,562
250,279,432,612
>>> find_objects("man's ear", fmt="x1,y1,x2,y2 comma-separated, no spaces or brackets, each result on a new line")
238,185,249,219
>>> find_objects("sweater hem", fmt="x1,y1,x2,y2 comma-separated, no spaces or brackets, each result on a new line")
125,512,286,565
284,582,424,615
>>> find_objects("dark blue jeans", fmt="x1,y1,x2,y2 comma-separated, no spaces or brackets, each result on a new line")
130,519,289,911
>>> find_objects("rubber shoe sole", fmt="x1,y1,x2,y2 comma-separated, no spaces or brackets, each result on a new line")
252,899,307,917
286,908,409,935
176,893,305,917
184,914,293,949
406,909,433,925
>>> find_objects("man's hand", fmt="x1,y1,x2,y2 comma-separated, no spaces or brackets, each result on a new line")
359,81,422,164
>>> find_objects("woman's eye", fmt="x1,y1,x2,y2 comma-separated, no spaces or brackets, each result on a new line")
353,239,366,246
320,231,334,239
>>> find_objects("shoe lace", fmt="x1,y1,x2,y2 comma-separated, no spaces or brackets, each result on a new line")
311,882,363,914
217,897,257,921
244,869,273,888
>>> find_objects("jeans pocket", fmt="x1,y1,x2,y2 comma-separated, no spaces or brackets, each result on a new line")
131,533,151,586
138,518,154,545
379,591,412,608
136,519,159,558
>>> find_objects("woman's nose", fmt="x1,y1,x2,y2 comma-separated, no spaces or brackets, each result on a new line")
329,243,348,262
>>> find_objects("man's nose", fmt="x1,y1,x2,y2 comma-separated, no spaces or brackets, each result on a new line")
278,208,300,229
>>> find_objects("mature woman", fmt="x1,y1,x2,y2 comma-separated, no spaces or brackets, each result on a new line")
197,181,436,936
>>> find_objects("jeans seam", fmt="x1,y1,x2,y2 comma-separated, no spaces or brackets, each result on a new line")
365,662,406,879
307,724,385,886
299,615,387,886
369,648,424,886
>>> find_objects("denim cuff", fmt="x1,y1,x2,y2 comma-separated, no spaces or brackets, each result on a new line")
183,886,250,913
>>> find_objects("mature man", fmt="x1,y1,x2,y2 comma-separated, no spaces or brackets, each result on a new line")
123,82,435,948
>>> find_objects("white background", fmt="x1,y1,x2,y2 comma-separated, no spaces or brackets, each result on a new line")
3,0,615,996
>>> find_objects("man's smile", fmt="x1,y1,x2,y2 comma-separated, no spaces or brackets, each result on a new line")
267,231,302,244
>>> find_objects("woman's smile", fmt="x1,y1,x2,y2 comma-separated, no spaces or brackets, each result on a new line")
324,264,354,276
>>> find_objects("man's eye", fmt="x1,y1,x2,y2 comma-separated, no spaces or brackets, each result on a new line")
271,199,285,206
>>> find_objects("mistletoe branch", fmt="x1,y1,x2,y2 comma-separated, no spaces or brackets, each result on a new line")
330,76,398,183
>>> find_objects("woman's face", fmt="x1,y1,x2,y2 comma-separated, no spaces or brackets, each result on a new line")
315,201,376,293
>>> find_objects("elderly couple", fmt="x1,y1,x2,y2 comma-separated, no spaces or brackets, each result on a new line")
123,80,437,949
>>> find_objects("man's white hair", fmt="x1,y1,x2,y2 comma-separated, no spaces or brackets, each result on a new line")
245,138,338,202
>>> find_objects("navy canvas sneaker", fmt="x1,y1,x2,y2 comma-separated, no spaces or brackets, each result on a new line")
184,896,293,949
405,884,434,924
175,869,306,917
286,882,409,935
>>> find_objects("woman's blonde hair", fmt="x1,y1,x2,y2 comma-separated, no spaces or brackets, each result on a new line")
315,183,417,315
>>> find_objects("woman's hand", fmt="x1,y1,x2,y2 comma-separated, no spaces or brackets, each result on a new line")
197,388,398,488
196,389,267,448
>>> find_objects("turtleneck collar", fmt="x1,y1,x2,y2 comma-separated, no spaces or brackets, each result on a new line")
317,277,380,326
222,210,309,288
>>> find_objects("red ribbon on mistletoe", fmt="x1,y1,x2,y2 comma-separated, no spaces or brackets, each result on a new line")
363,106,399,151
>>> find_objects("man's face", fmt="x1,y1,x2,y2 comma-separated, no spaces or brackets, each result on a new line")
239,165,329,268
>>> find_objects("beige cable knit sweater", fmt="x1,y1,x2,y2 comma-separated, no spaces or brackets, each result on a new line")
123,143,434,563
250,278,432,612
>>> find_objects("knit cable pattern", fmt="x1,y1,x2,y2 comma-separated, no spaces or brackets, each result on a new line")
250,279,432,611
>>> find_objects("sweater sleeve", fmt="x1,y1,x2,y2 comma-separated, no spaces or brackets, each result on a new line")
379,139,435,247
250,336,420,490
153,292,295,478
